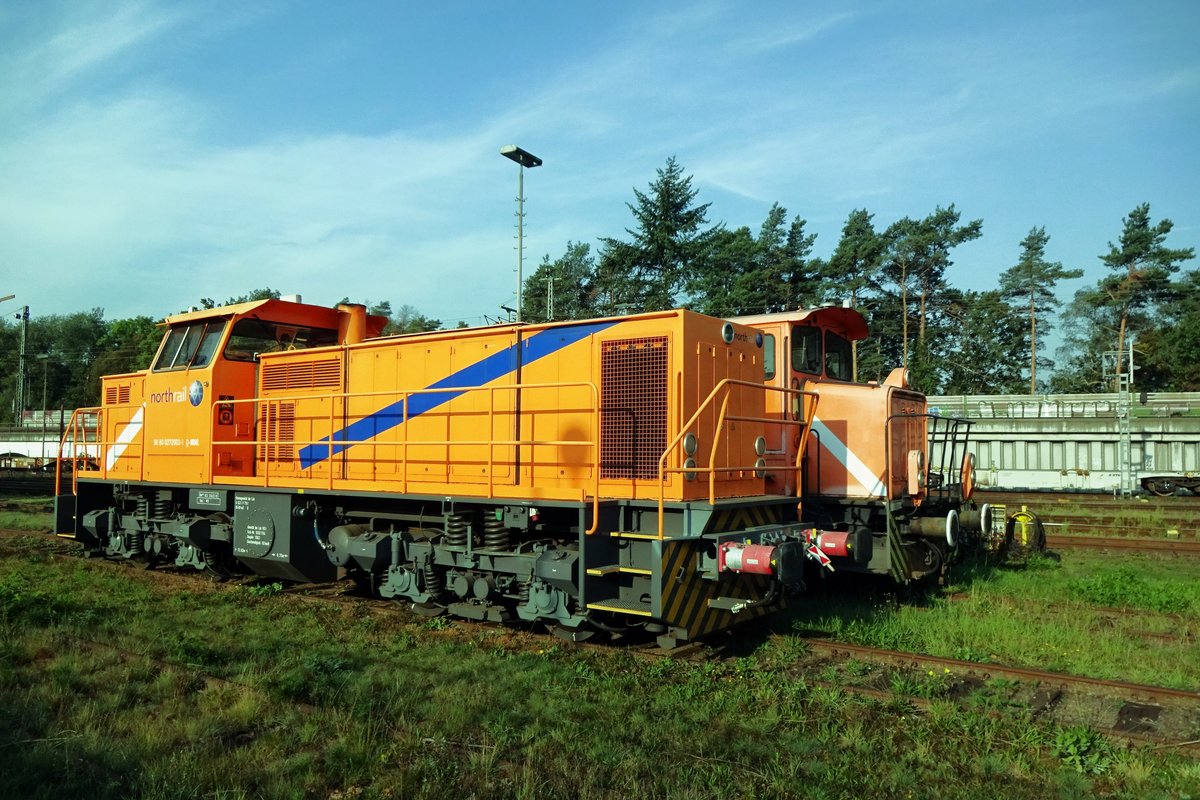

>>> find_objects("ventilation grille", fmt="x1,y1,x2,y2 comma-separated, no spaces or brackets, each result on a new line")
600,336,668,480
258,403,296,463
104,385,132,405
261,358,342,392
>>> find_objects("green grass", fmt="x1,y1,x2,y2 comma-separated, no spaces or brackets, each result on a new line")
0,496,54,531
782,552,1200,690
3,534,1198,799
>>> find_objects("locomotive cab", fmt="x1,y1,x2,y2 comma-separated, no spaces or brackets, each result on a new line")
92,299,387,485
734,307,869,496
735,306,989,583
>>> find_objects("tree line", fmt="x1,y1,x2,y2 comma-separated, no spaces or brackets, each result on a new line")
519,158,1195,395
2,157,1194,417
0,292,441,421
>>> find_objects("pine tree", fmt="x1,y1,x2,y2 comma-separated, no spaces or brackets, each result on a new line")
520,241,598,322
998,227,1082,393
825,209,884,380
1095,203,1194,388
597,157,719,313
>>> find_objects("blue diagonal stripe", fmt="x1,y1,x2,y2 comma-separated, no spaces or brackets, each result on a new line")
298,320,617,468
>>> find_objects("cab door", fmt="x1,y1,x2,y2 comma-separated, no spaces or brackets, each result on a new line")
754,321,796,495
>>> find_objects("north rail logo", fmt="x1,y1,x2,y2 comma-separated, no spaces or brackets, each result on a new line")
150,381,205,406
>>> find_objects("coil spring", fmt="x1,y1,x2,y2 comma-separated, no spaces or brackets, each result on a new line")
517,580,531,606
482,515,510,549
444,514,469,547
422,561,444,599
112,531,142,558
153,493,172,519
135,495,150,521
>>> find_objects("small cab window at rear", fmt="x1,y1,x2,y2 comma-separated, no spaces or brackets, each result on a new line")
791,326,822,375
825,331,852,381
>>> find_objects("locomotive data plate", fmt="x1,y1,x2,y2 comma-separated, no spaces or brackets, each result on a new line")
190,488,227,510
233,493,278,559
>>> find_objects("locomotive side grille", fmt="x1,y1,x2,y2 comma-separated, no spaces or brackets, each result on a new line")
258,402,296,463
261,358,342,392
600,336,668,480
104,385,132,405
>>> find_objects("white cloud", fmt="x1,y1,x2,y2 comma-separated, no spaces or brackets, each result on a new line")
724,11,856,57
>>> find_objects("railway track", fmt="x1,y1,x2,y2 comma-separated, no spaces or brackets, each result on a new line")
978,489,1200,507
800,639,1200,757
1046,534,1200,555
3,528,1198,755
803,638,1200,708
0,477,55,495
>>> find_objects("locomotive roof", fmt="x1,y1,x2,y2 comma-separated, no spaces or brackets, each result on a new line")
731,306,869,341
163,298,345,328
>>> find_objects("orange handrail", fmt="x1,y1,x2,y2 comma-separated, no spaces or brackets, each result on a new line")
210,379,604,533
656,379,819,538
53,406,103,496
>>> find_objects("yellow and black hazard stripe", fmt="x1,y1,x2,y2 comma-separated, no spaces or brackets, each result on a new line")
702,502,784,535
885,506,912,584
659,540,777,638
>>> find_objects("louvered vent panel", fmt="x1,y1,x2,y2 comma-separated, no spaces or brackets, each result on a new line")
261,358,342,392
600,336,668,480
258,403,296,463
104,385,133,405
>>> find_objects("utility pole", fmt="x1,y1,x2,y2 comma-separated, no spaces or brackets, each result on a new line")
38,354,50,463
15,305,29,425
499,145,542,323
545,274,555,321
1103,338,1135,497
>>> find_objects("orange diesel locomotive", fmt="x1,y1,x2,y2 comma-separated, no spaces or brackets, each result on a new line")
55,298,992,646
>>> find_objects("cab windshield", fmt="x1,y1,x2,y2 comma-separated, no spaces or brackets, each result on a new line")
153,320,227,371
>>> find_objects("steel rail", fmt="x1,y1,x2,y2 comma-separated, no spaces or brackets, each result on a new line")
803,638,1200,705
1046,534,1200,555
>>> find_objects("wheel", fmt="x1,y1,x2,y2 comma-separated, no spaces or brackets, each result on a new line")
550,624,594,643
201,544,241,579
411,601,447,617
1147,479,1176,497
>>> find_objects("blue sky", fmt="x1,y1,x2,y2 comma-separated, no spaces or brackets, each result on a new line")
2,0,1197,327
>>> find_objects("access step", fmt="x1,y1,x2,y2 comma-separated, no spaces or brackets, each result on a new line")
585,564,653,577
586,598,654,617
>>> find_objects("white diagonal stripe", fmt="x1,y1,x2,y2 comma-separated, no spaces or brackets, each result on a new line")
105,404,145,471
811,415,886,497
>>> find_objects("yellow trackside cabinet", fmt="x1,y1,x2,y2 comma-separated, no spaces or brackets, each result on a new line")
254,309,772,504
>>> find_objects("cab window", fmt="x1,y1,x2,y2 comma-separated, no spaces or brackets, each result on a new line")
825,331,852,381
223,318,338,362
153,320,228,371
790,326,822,375
763,334,776,381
